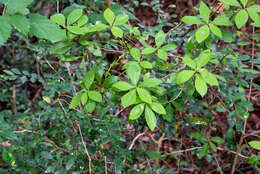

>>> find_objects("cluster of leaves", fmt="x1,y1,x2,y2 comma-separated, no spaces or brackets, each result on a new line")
0,0,260,173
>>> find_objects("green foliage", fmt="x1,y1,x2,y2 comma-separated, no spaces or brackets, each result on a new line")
0,0,260,173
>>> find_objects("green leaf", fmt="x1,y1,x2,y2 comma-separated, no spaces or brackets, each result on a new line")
163,104,174,122
0,16,12,45
199,143,209,157
191,132,207,142
6,14,30,37
126,62,141,85
248,141,260,150
137,88,152,104
247,5,260,13
157,49,168,61
161,44,177,51
66,159,75,171
145,105,157,131
200,69,218,86
129,103,145,120
5,0,33,15
130,48,141,61
84,71,95,89
88,91,102,102
0,0,8,4
81,92,88,105
197,49,211,68
85,101,96,113
104,8,115,25
67,26,85,35
50,42,75,54
240,0,248,7
150,102,166,115
195,25,210,43
29,14,66,43
219,0,241,7
67,9,83,25
155,30,165,48
77,15,88,27
121,89,136,107
195,74,208,97
235,9,248,29
181,16,204,24
142,47,156,55
112,81,134,91
209,142,217,152
139,78,162,88
111,26,123,38
211,136,224,144
209,23,222,38
200,1,210,23
140,61,152,69
50,14,66,27
69,93,82,109
146,150,162,160
114,14,129,26
176,70,195,84
85,23,109,32
212,15,233,26
103,75,119,88
183,56,196,69
247,6,260,22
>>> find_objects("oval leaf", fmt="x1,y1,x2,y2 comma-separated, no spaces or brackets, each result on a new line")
88,91,102,102
195,74,208,97
69,92,82,109
142,47,156,55
81,92,88,105
112,81,134,91
181,16,204,24
50,13,65,27
121,89,136,107
195,25,210,43
249,141,260,150
139,78,162,88
155,30,165,48
130,47,141,61
145,105,157,131
157,49,168,61
209,24,222,38
111,26,123,38
126,62,141,85
200,69,218,86
114,14,129,26
67,9,83,25
176,70,195,84
104,8,115,25
200,1,210,23
235,9,248,29
129,103,145,120
137,88,152,104
140,61,152,69
150,102,166,115
197,49,211,68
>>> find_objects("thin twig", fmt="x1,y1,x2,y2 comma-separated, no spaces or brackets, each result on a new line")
76,121,92,174
163,146,248,159
243,130,260,138
44,137,71,153
12,84,17,114
231,25,255,174
129,130,147,150
105,156,108,174
213,155,223,174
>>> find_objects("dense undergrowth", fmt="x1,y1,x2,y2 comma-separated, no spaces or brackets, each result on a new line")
0,0,260,173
